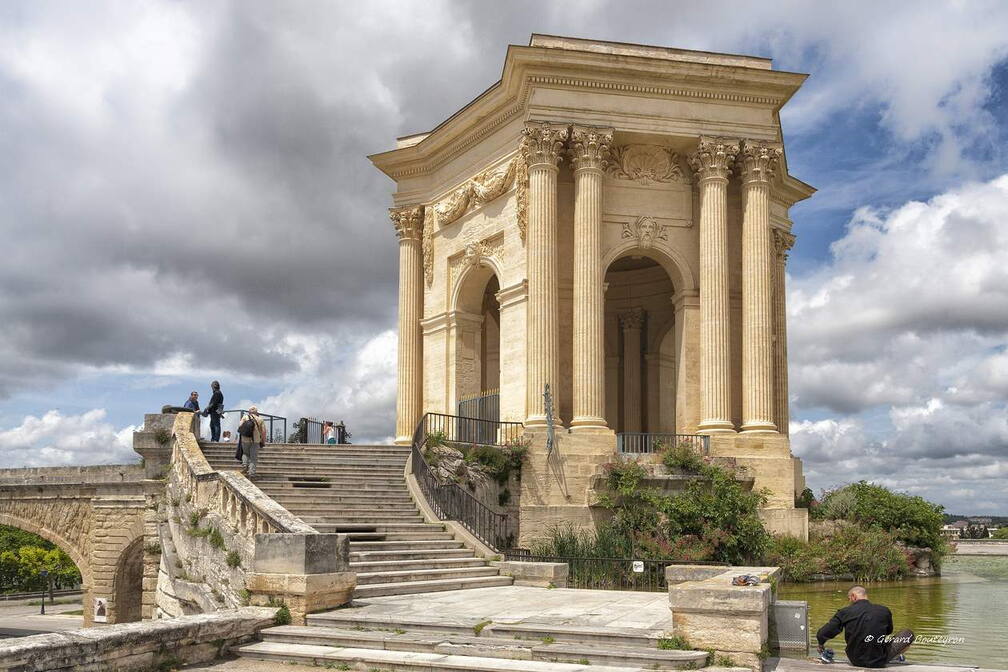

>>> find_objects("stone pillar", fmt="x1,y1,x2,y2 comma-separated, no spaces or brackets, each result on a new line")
772,228,796,436
619,308,645,433
522,121,568,426
689,138,739,434
738,140,782,433
569,125,612,431
391,205,425,443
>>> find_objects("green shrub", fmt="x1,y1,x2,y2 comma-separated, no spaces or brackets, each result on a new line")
274,604,291,625
425,430,447,448
764,535,823,582
188,508,208,528
226,551,242,568
661,441,705,473
818,481,947,557
993,527,1008,540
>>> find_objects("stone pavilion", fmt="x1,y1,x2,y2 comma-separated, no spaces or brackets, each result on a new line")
370,35,814,541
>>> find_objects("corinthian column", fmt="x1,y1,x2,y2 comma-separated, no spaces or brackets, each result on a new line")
522,121,568,426
689,138,739,434
391,205,425,443
619,308,645,433
773,228,796,436
738,140,783,433
570,125,613,431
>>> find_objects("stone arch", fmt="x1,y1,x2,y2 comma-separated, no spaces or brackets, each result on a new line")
601,240,696,294
0,512,91,589
112,536,144,623
449,259,504,420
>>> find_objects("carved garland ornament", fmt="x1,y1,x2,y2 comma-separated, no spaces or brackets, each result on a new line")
432,158,518,230
607,144,686,185
622,215,668,250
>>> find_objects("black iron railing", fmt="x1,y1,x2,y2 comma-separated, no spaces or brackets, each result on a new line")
457,389,500,426
504,550,727,592
410,412,524,551
616,432,709,456
295,417,351,444
220,410,287,444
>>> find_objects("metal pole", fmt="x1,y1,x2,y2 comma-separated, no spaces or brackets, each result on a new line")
39,570,47,615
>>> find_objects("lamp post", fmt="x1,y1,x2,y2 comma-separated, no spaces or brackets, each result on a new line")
39,570,48,615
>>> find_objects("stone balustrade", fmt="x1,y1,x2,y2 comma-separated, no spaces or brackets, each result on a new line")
160,412,354,624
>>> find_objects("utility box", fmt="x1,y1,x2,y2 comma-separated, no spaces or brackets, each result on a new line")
771,600,809,653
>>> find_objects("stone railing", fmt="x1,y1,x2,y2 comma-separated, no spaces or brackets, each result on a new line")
157,412,354,624
0,607,274,672
0,465,145,486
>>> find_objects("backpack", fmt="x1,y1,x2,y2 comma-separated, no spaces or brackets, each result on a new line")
238,417,255,438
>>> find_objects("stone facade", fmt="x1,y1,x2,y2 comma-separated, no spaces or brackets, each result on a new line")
370,35,816,541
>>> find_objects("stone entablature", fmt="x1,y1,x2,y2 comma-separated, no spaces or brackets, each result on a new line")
372,34,815,541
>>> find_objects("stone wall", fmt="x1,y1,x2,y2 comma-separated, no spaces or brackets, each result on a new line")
0,608,274,672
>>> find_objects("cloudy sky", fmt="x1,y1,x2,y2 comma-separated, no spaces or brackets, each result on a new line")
1,1,1007,514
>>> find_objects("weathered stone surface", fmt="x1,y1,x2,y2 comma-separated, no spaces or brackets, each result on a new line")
494,561,568,587
253,533,347,575
0,608,273,672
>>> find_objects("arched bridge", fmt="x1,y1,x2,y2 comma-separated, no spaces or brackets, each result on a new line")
0,464,157,626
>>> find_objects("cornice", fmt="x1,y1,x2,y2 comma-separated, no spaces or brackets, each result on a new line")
369,39,808,182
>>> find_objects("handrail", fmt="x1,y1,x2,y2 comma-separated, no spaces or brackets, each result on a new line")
616,432,710,456
409,412,523,551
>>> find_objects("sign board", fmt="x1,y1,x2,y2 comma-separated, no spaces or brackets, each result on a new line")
631,560,644,573
93,597,108,623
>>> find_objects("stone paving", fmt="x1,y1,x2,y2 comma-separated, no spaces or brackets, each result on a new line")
766,655,1006,672
346,585,674,631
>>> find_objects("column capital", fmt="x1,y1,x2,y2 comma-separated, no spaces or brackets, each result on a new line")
688,136,740,182
772,228,796,260
618,307,645,330
569,125,613,172
521,120,569,169
738,140,783,186
390,205,424,241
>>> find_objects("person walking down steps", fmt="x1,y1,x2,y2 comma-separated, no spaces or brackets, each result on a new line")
238,407,266,479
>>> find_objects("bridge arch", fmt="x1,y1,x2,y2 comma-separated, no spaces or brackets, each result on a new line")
0,512,92,590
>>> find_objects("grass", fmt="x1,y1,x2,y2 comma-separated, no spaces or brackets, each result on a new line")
473,620,492,635
540,635,555,644
657,634,692,650
26,598,80,606
226,550,242,568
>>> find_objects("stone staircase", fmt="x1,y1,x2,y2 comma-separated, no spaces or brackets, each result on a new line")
199,442,512,598
235,608,711,671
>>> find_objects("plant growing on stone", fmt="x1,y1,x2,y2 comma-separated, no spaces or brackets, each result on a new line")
208,527,225,550
274,604,291,626
153,427,171,446
657,634,691,650
188,508,207,528
226,550,242,568
144,542,161,555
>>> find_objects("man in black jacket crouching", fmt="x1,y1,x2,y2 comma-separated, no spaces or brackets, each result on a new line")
816,586,914,667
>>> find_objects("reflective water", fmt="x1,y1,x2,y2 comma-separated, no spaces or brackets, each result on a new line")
779,556,1008,668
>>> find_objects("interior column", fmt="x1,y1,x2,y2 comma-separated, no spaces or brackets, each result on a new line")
619,308,644,433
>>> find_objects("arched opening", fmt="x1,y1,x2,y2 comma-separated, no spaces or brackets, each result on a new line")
452,264,502,424
604,254,677,434
0,519,87,594
112,537,143,623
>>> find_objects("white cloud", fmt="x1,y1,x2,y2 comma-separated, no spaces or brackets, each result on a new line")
789,174,1008,512
0,409,137,468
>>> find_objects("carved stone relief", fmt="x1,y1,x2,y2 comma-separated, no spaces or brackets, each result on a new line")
607,145,687,186
432,158,518,230
621,216,669,249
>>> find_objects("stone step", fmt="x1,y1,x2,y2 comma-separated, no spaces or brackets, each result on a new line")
349,539,464,551
312,523,445,533
349,557,488,572
355,565,499,585
201,450,407,461
251,491,415,502
292,505,421,516
341,531,456,542
352,574,513,598
349,548,477,562
237,640,643,671
257,625,708,669
260,482,408,492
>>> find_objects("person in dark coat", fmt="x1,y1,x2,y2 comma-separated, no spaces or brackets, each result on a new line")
202,381,224,441
816,586,914,667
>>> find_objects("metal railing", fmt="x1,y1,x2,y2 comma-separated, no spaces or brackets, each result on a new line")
294,417,351,444
457,389,499,424
504,550,726,592
220,410,287,444
410,413,524,551
616,432,709,455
